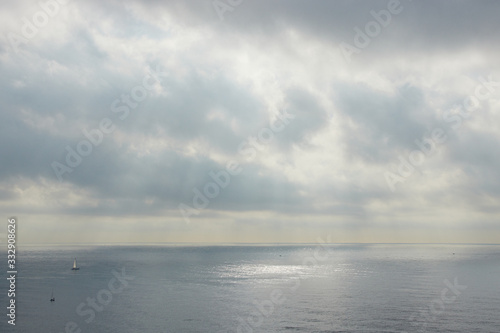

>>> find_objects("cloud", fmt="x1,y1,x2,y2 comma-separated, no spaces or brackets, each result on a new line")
1,0,499,243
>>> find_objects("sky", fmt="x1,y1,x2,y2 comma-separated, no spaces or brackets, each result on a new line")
1,0,499,244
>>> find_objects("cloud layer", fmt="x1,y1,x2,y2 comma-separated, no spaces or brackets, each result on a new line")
1,0,499,243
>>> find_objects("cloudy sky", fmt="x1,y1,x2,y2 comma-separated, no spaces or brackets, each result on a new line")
1,0,499,244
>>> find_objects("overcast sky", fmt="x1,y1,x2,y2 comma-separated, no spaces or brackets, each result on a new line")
1,0,499,244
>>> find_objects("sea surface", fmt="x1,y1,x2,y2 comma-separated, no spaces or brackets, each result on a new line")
1,244,499,332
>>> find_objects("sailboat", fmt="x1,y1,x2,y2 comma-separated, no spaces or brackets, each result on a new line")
71,258,80,270
50,290,55,302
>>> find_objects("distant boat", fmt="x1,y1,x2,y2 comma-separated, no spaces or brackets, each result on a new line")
50,290,55,302
71,258,80,270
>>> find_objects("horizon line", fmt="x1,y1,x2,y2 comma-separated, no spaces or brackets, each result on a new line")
14,241,500,246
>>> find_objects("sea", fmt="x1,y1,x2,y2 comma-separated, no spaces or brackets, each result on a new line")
1,244,499,332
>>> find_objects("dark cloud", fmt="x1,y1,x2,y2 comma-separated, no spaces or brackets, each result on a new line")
121,0,500,55
447,130,500,197
275,87,329,149
131,71,268,152
334,82,433,163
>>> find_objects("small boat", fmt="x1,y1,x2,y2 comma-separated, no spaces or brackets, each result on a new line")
71,258,80,270
50,290,55,302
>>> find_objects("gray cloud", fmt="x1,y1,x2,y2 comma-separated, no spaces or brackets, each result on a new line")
334,82,432,163
1,0,499,242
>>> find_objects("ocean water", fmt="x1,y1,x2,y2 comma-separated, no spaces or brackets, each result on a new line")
1,244,499,332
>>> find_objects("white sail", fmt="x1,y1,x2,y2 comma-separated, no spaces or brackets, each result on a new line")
73,258,77,268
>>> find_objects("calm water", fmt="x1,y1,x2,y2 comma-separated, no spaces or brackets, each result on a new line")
1,244,499,332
